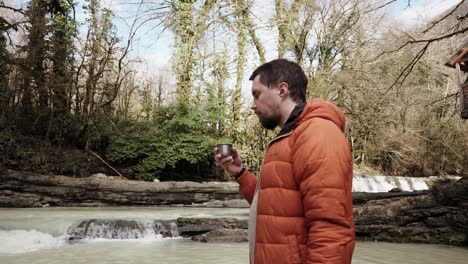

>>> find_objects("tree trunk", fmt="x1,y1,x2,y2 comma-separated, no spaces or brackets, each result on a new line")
275,0,287,58
19,0,47,133
49,1,75,140
174,0,216,103
241,2,265,64
232,0,247,141
0,30,8,119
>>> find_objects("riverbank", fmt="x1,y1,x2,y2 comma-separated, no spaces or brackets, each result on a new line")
0,169,245,207
0,168,459,207
0,169,467,246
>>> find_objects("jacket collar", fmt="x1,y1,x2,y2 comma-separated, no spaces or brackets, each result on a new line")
276,102,306,138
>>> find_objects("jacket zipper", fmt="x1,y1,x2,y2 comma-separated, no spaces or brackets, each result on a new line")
250,130,295,264
258,130,294,179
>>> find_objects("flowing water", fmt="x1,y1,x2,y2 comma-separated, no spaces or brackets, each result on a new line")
1,207,467,264
351,175,460,192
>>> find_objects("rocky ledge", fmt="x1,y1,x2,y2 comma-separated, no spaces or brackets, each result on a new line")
0,169,247,207
354,177,468,246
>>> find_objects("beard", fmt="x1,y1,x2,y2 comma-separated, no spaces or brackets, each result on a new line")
258,112,281,130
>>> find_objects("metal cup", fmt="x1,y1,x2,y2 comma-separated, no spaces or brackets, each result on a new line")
217,144,233,158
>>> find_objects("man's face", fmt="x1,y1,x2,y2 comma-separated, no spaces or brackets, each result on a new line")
251,75,282,130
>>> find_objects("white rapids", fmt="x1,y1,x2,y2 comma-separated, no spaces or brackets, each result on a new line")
352,175,460,192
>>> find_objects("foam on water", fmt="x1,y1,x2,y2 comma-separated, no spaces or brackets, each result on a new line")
81,235,183,244
189,214,214,218
0,223,182,254
0,229,65,254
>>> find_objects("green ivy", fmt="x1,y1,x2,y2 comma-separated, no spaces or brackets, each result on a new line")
106,103,225,181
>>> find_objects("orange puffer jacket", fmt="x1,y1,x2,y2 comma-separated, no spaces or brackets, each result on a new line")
237,99,355,264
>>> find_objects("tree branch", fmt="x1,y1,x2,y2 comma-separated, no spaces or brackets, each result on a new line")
89,150,123,177
0,2,25,14
381,42,429,96
457,13,468,21
369,26,468,63
410,26,468,44
364,0,397,14
422,0,465,33
424,92,459,107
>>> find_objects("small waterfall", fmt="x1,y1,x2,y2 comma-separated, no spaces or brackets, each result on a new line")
169,222,179,237
66,219,180,241
352,175,461,192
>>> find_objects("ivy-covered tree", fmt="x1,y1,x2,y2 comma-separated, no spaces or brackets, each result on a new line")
17,0,47,133
0,24,8,119
231,0,247,143
48,0,77,141
169,0,216,103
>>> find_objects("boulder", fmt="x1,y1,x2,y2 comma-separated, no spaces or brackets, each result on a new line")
176,217,247,236
191,228,248,243
389,187,402,193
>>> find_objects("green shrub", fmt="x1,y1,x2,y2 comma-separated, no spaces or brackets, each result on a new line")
106,103,223,181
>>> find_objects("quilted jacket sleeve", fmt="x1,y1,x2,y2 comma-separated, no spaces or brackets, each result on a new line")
236,169,258,205
292,119,354,264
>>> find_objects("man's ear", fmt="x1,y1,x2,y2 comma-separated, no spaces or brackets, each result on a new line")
278,82,289,99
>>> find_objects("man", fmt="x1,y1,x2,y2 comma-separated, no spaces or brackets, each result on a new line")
215,59,355,264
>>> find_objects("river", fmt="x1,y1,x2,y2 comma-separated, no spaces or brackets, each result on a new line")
1,207,467,264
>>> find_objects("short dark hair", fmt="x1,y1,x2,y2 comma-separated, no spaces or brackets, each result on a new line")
249,59,307,103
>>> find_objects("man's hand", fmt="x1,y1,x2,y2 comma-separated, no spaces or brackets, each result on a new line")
214,147,243,176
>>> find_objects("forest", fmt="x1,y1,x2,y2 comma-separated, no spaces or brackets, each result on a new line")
0,0,467,181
